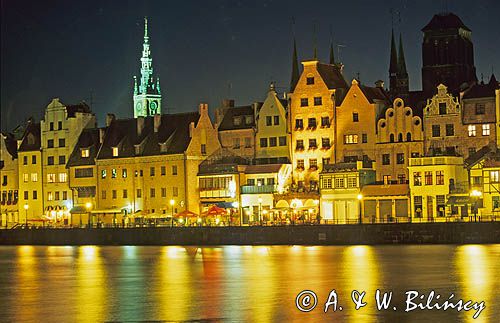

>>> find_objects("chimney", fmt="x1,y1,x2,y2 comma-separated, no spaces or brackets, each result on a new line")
154,114,161,132
222,99,235,108
105,113,115,127
99,128,106,144
375,80,385,88
199,103,208,115
137,117,145,137
189,121,195,138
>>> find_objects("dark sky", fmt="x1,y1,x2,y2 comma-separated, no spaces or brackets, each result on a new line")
1,0,499,130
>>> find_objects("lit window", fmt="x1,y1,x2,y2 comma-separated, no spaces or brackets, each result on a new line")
347,177,357,188
413,172,422,186
47,173,55,183
334,177,345,188
436,171,444,185
23,173,29,183
81,149,90,158
112,147,119,157
425,171,433,185
482,124,490,136
101,169,107,179
122,169,127,178
31,173,38,182
344,134,358,144
48,192,53,201
490,171,500,183
59,172,67,183
112,169,117,178
468,125,476,137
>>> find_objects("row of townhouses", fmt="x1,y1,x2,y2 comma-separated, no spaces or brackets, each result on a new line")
1,13,499,226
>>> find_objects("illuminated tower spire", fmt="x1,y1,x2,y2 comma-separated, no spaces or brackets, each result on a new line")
139,17,153,94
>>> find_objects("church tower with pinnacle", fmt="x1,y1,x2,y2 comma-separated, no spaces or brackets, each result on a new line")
133,17,161,118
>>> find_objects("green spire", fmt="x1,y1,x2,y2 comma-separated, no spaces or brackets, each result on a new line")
389,29,398,74
398,33,407,75
290,38,299,92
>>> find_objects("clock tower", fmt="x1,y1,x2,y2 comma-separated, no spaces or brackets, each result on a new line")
133,17,161,118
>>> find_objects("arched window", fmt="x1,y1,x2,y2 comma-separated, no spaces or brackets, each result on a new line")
390,134,395,143
398,133,403,142
406,132,412,142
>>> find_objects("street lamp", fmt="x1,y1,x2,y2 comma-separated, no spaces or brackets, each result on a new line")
23,204,29,228
169,199,175,227
231,201,239,227
258,197,263,226
357,194,363,224
470,190,483,222
85,202,92,228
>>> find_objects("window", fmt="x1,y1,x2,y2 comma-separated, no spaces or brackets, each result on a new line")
344,134,358,144
475,103,485,115
432,125,440,137
150,188,155,198
201,144,206,155
112,147,119,157
137,189,142,198
468,147,476,157
297,159,304,169
413,172,422,186
322,177,332,189
150,167,155,176
425,171,433,185
59,155,66,165
246,178,255,186
260,138,268,147
58,121,62,130
111,169,117,178
31,173,38,182
55,191,60,200
300,98,308,107
233,138,240,149
48,192,53,201
47,139,54,148
296,139,304,150
112,190,117,199
75,168,93,178
322,158,330,166
58,138,65,147
169,165,176,175
244,137,251,148
362,133,367,143
59,172,67,183
490,171,499,183
173,187,178,197
161,187,167,197
81,149,90,157
24,191,29,200
436,171,444,185
273,115,279,125
269,137,277,147
390,134,395,143
309,159,318,169
347,177,357,188
383,175,391,185
322,138,330,148
306,77,314,85
308,118,316,128
309,139,317,149
48,156,54,165
23,173,28,182
267,178,275,185
397,174,406,184
334,177,345,188
396,153,404,164
23,156,28,165
101,190,106,199
406,133,412,142
245,116,253,125
295,119,303,129
32,190,37,200
353,112,359,122
382,154,390,165
49,122,54,131
468,125,476,137
446,124,454,136
321,116,330,127
122,169,127,178
482,124,490,136
233,117,241,126
101,169,107,179
314,97,322,106
266,116,272,126
279,136,286,146
411,152,420,158
439,102,446,115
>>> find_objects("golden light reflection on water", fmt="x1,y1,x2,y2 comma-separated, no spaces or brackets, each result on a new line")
15,246,39,322
455,245,492,323
76,246,106,323
342,245,379,323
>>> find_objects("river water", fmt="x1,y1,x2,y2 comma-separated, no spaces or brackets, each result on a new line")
0,245,498,322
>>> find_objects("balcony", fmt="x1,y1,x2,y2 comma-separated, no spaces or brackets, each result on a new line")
240,185,278,194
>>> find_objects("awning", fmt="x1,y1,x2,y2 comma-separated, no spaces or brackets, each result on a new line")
447,196,471,205
70,206,87,214
216,202,236,208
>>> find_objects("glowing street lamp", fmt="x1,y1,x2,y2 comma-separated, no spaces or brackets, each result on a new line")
23,204,29,228
258,197,263,226
85,202,92,228
470,190,483,222
357,194,363,224
170,199,175,227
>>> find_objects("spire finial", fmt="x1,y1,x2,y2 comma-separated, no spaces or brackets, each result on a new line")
329,25,335,65
144,16,149,40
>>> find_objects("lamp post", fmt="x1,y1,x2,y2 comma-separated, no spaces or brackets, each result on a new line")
23,204,29,228
470,190,482,222
357,194,363,224
170,199,175,227
85,202,92,228
258,197,263,226
314,199,320,224
231,201,239,227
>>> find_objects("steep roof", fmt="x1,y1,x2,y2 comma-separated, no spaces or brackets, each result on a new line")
1,132,18,160
359,85,390,104
66,102,92,118
422,13,471,32
96,112,200,159
218,105,255,131
316,63,348,90
462,75,499,99
17,122,41,152
66,128,101,167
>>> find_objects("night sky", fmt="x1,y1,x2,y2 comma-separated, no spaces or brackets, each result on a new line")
1,0,499,130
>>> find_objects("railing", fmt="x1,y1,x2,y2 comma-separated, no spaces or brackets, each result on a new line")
240,185,278,194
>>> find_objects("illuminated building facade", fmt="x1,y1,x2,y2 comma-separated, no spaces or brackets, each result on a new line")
0,132,19,226
217,104,257,160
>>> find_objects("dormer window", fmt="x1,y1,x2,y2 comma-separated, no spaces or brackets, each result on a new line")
112,147,118,157
245,115,253,125
81,149,90,158
134,145,141,155
233,117,241,126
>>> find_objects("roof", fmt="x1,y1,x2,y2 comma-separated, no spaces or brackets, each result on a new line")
66,102,91,118
462,75,499,99
17,122,41,152
217,105,255,131
316,63,348,90
406,90,427,118
66,128,101,168
422,13,471,32
1,132,18,160
361,184,409,197
96,112,200,159
359,85,390,104
245,164,282,174
464,145,500,169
